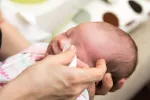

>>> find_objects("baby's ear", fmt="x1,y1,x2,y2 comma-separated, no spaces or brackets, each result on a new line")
110,78,126,92
117,78,126,89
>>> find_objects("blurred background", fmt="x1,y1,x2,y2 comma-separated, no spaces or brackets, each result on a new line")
0,0,150,100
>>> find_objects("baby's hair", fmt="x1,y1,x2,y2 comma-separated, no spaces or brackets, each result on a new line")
117,31,138,78
96,22,138,83
108,28,138,83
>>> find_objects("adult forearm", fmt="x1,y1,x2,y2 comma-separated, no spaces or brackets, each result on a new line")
0,20,30,60
0,78,36,100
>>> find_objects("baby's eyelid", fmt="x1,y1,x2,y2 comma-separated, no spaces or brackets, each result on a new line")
62,33,68,38
65,33,69,38
65,28,74,37
64,32,69,38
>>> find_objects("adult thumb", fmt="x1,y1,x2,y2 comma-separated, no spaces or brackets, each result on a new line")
44,45,76,65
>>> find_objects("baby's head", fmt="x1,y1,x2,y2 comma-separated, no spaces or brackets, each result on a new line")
47,22,138,87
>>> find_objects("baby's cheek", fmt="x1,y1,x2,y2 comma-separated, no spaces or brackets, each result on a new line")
76,49,93,67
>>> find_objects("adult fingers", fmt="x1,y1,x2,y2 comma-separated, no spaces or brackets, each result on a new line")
110,78,125,92
96,73,113,95
77,59,89,68
88,83,96,100
74,59,107,83
44,47,76,65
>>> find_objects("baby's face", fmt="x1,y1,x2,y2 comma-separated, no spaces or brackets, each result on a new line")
47,23,103,67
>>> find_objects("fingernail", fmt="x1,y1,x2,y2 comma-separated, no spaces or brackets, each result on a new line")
107,73,112,77
105,73,111,82
97,59,105,66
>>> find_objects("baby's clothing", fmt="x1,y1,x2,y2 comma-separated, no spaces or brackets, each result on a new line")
0,43,89,100
0,43,48,86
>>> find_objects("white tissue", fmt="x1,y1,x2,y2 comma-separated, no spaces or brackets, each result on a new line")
63,45,89,100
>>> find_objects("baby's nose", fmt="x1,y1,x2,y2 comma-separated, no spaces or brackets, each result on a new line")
58,39,71,51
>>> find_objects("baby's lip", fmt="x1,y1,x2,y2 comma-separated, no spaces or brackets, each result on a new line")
50,36,70,55
51,41,62,55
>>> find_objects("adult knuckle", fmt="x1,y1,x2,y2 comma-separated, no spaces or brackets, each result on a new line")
68,73,78,83
64,74,77,88
65,81,73,88
65,87,80,97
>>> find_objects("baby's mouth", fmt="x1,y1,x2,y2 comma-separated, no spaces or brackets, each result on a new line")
50,40,69,55
51,43,62,55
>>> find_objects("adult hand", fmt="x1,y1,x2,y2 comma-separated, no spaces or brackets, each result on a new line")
87,73,113,100
0,47,107,100
95,73,113,95
89,73,125,100
95,73,125,95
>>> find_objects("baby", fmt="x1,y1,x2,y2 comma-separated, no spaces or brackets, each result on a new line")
0,22,138,92
47,22,138,87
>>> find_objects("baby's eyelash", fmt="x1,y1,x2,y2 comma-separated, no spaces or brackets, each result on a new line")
65,29,74,38
63,33,68,38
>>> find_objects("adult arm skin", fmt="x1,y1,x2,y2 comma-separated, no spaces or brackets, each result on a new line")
0,77,35,100
0,11,30,60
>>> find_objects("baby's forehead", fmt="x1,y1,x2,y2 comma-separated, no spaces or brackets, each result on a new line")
73,24,103,39
75,23,115,37
75,23,99,32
